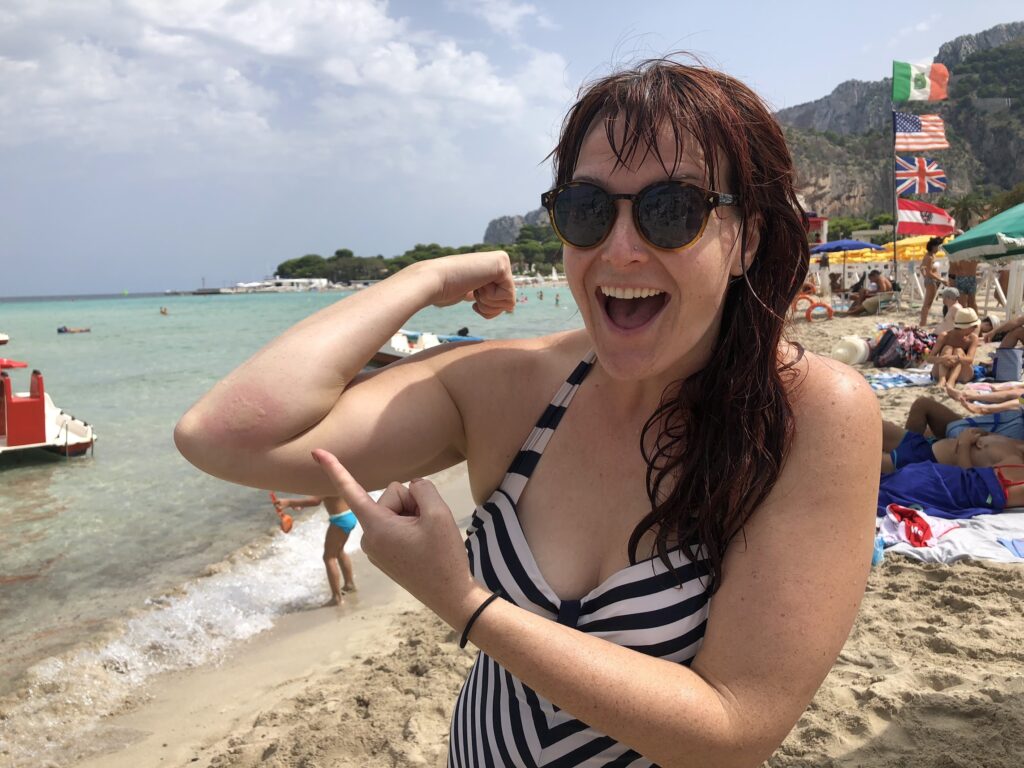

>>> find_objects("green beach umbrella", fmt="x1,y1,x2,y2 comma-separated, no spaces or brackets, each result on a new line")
945,203,1024,264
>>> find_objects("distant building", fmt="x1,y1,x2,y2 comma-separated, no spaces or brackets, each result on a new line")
805,211,829,245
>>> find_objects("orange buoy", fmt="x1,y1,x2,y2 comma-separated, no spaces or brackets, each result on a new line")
792,293,816,316
806,302,834,322
269,491,294,533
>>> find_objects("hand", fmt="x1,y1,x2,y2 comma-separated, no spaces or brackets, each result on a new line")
311,449,484,629
422,251,517,319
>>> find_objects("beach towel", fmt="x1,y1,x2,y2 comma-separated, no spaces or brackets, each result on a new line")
866,372,934,391
878,463,1006,520
882,511,1024,563
997,537,1024,557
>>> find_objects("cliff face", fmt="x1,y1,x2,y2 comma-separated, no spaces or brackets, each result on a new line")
774,21,1024,218
482,208,549,245
935,21,1024,67
486,22,1024,231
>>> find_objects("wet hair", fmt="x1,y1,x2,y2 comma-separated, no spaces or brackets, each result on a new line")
549,56,809,592
927,236,945,253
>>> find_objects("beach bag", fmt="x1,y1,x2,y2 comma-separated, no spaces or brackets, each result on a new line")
993,348,1023,382
871,329,908,368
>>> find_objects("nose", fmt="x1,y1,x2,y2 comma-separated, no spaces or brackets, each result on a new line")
599,200,648,267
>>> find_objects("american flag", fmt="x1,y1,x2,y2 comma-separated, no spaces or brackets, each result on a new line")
893,112,949,151
894,155,947,195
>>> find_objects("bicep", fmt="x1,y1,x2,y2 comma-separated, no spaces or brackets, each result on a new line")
691,365,878,745
220,350,470,496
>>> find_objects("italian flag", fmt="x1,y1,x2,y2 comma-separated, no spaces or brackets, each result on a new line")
892,61,949,101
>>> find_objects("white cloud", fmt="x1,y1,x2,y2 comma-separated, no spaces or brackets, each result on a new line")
447,0,555,37
0,0,567,179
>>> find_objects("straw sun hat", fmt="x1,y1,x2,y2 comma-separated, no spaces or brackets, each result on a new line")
954,307,980,330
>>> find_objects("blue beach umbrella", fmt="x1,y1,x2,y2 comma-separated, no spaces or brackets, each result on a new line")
810,239,885,253
810,240,885,293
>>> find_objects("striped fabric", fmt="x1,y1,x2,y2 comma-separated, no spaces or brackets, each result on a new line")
449,351,711,767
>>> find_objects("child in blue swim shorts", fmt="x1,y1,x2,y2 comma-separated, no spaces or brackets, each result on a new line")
273,495,358,605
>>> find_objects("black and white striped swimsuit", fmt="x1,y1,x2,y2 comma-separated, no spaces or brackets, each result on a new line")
449,352,711,768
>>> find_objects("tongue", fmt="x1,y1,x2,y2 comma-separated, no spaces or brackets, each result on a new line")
606,295,664,330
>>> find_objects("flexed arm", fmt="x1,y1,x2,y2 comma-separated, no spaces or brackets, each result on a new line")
174,253,515,495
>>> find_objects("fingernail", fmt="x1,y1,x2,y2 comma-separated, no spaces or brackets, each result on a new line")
311,451,321,464
411,477,424,484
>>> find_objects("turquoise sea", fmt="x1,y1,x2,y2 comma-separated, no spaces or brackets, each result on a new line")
0,286,582,766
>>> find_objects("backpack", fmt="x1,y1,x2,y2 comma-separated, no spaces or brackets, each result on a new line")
871,326,936,369
871,329,908,368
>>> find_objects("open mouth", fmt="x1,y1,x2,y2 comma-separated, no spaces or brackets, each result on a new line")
598,286,669,331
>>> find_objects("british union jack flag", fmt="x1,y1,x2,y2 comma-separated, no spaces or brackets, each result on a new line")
894,155,947,195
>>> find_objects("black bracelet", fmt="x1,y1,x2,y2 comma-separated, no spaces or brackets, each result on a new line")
459,590,503,649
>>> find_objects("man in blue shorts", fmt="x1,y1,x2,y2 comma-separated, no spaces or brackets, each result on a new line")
904,395,1024,441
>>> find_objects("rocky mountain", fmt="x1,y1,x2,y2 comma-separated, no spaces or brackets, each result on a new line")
486,21,1024,239
775,21,1024,218
483,208,549,245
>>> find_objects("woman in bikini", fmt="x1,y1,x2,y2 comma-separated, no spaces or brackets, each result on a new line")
918,236,948,326
176,56,879,766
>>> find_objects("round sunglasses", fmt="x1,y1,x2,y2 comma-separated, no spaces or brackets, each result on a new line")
540,180,740,251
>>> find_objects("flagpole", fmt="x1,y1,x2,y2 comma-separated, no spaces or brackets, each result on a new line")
891,108,899,286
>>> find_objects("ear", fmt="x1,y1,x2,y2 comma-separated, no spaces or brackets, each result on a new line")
729,216,761,277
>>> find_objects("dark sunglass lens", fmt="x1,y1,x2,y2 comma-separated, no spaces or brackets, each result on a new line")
552,184,614,247
636,183,706,249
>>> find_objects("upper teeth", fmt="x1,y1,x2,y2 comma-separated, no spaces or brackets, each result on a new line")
600,286,664,300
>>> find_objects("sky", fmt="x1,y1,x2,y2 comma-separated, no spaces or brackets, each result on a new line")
1,1,1022,297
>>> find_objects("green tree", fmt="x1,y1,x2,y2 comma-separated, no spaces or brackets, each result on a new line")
277,254,326,278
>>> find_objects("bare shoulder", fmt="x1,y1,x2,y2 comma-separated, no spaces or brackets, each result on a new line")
783,346,879,438
424,329,590,397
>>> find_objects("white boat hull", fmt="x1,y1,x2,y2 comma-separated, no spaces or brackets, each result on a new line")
0,391,96,457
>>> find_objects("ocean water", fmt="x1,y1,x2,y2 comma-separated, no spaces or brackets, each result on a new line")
0,286,582,766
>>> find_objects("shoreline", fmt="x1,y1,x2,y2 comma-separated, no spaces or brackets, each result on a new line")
34,304,1024,767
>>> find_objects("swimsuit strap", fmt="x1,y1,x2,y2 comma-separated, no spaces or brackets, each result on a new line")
499,351,597,504
994,464,1024,492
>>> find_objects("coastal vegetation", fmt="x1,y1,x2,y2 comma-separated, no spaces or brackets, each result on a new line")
277,222,562,283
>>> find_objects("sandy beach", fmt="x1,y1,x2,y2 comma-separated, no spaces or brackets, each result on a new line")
62,305,1024,768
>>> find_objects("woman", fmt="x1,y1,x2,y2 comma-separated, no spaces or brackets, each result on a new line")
176,58,879,766
918,236,948,325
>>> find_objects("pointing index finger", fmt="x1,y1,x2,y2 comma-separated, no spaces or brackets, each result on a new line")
311,449,380,521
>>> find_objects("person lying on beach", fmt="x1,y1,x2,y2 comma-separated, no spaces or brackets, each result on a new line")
927,307,981,397
176,56,879,767
273,495,357,605
879,460,1024,518
881,421,1024,473
982,312,1024,347
904,394,1024,441
843,269,893,316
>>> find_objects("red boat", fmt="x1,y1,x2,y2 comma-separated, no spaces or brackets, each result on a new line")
0,363,96,457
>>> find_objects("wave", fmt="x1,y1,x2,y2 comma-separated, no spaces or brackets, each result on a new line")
0,513,362,767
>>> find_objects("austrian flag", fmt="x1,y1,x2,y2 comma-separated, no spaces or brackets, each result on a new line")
895,155,947,195
897,199,956,236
